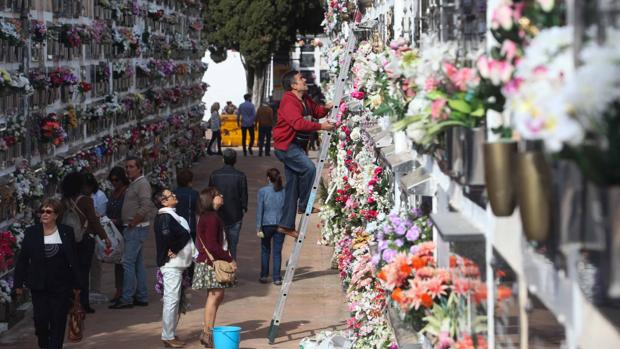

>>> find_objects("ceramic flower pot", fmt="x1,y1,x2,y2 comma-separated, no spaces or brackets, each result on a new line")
464,127,486,186
483,141,517,216
446,126,465,180
516,150,552,242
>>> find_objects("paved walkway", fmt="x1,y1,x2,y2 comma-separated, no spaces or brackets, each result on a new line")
1,150,347,348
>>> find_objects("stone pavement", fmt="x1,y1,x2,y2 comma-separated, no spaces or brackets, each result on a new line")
0,149,348,349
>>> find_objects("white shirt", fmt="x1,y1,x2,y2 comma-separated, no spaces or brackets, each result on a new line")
44,229,62,244
92,190,108,217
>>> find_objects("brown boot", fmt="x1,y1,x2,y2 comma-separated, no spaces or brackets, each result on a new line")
277,226,299,238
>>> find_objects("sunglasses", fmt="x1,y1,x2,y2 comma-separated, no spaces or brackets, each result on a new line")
40,209,55,215
163,193,176,200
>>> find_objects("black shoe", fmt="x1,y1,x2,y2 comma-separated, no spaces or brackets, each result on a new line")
133,299,149,307
84,306,96,314
109,296,120,304
108,302,133,309
273,280,282,286
258,152,263,157
249,149,254,155
259,277,269,284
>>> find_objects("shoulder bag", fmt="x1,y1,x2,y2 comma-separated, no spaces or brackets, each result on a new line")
198,237,235,284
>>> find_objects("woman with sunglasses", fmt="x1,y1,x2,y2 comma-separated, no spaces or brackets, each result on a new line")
193,187,237,347
14,199,82,349
106,166,130,303
153,188,196,348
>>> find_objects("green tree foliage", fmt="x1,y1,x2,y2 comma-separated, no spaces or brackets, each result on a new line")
204,0,324,94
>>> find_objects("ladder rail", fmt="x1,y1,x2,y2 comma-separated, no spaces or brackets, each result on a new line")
267,27,358,344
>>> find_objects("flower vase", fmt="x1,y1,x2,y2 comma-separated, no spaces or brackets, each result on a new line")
606,187,620,298
516,148,552,242
484,141,517,216
446,126,465,181
464,127,486,186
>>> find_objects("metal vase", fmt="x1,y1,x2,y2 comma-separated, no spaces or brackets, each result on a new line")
446,126,465,181
516,150,552,242
483,141,517,216
607,187,620,298
464,127,486,186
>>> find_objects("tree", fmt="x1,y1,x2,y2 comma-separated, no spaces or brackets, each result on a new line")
203,0,324,103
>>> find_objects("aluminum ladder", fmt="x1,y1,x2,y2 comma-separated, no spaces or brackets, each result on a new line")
267,26,358,344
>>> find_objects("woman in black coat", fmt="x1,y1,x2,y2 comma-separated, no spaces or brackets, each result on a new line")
14,198,82,349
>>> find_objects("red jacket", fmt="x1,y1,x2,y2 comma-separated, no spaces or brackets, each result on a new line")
273,91,329,151
195,211,233,265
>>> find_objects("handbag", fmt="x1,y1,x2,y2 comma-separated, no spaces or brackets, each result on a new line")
198,237,235,284
67,290,85,342
95,216,124,264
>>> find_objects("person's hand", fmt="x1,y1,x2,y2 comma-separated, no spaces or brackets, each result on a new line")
320,122,336,131
325,101,334,110
167,250,176,258
257,230,264,238
231,261,238,273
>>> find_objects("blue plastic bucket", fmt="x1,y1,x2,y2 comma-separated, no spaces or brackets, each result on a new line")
212,326,241,349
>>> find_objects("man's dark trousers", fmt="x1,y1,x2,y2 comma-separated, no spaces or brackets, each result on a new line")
258,126,272,156
241,127,255,155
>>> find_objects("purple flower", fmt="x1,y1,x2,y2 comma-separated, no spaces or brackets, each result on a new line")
371,254,381,266
394,238,404,247
405,226,420,242
378,239,388,251
409,245,419,255
394,224,406,236
411,207,423,218
382,248,397,262
389,343,399,349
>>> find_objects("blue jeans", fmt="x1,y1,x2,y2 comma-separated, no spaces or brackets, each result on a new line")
120,226,149,304
225,221,242,260
260,225,284,280
258,126,272,155
275,143,316,230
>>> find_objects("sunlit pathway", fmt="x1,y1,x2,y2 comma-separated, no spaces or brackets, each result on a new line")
0,150,348,349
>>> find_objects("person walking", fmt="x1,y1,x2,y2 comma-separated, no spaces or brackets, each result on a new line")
60,172,110,314
173,168,199,241
272,70,335,237
110,156,155,309
256,168,286,285
153,188,195,348
14,199,82,349
106,166,130,303
256,102,275,157
236,93,256,156
192,187,237,348
207,102,222,155
208,149,247,260
223,101,237,115
82,173,107,299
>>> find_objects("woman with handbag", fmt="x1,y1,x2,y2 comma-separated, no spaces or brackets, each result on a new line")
192,187,237,348
153,188,196,348
14,199,83,349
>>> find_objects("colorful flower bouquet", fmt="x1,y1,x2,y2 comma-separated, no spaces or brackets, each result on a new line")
49,67,78,87
0,230,17,273
31,20,47,43
0,19,22,45
39,113,67,145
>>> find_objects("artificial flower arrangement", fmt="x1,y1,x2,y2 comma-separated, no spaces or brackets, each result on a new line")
59,24,89,48
0,69,34,95
29,70,49,90
78,81,92,94
64,105,79,129
89,20,112,44
0,19,22,45
377,245,489,348
0,114,27,151
30,20,47,43
49,67,78,88
112,27,141,54
39,112,67,145
0,230,18,273
11,160,44,212
0,276,13,303
322,0,358,35
96,63,111,82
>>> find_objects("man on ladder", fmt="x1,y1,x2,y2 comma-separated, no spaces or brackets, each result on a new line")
272,70,336,238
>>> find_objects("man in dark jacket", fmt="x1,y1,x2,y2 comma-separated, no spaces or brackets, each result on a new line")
208,149,248,260
272,70,335,237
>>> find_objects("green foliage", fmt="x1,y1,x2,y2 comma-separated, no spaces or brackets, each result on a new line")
204,0,324,69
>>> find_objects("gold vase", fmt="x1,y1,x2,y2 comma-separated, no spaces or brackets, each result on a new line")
484,141,517,216
516,150,552,241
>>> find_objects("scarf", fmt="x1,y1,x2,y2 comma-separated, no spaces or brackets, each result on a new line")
158,207,198,260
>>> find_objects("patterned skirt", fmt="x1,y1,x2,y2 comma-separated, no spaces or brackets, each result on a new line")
192,262,236,290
